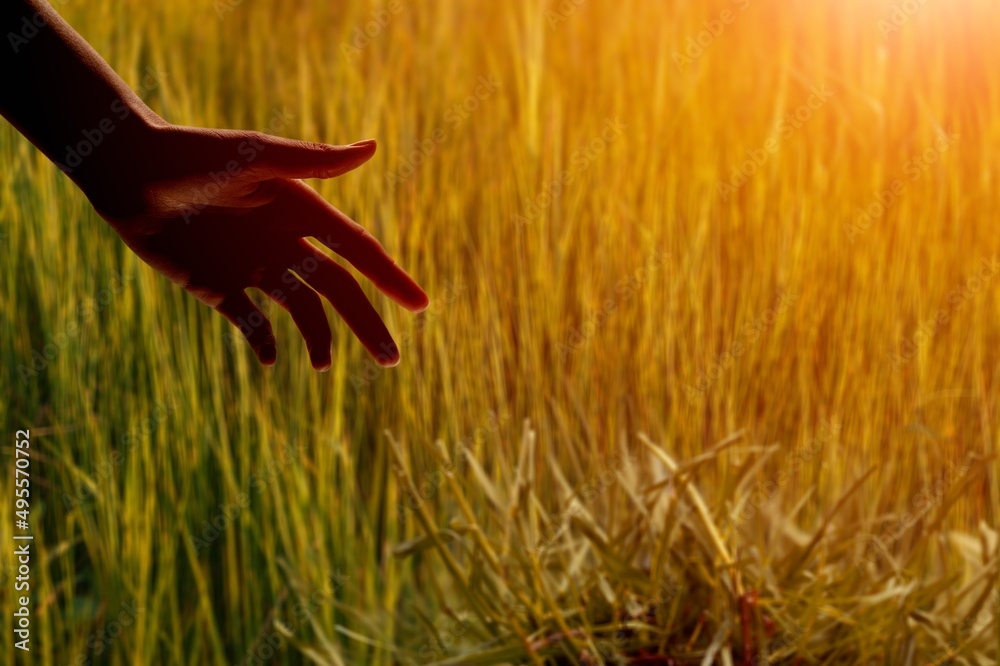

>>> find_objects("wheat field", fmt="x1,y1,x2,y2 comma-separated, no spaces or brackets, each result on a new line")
1,0,999,663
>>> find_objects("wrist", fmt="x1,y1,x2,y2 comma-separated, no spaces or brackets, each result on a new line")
58,100,162,175
69,109,169,220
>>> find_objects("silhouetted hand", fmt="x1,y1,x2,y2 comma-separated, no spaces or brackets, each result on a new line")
88,124,428,369
1,0,428,370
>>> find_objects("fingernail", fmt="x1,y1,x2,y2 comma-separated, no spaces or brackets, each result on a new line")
311,347,332,372
412,289,430,312
349,138,376,147
376,344,400,367
260,347,277,365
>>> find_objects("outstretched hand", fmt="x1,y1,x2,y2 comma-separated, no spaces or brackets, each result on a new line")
84,124,428,370
1,0,428,370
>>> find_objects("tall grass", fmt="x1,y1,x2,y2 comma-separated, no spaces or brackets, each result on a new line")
1,0,998,663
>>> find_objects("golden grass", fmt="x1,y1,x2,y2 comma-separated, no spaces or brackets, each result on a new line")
0,0,998,663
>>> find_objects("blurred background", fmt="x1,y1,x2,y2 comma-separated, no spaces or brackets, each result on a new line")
1,0,998,663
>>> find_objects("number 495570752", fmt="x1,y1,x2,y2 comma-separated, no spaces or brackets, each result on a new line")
14,429,30,529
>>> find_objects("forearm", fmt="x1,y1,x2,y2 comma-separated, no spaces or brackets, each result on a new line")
0,0,163,192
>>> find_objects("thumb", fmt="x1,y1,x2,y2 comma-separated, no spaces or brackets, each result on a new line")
248,135,377,180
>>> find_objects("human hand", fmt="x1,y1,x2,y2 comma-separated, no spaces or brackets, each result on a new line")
82,122,428,370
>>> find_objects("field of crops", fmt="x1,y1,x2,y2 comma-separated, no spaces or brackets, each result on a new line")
1,0,999,663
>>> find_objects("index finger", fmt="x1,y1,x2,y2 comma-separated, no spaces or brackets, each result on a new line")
282,180,429,312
